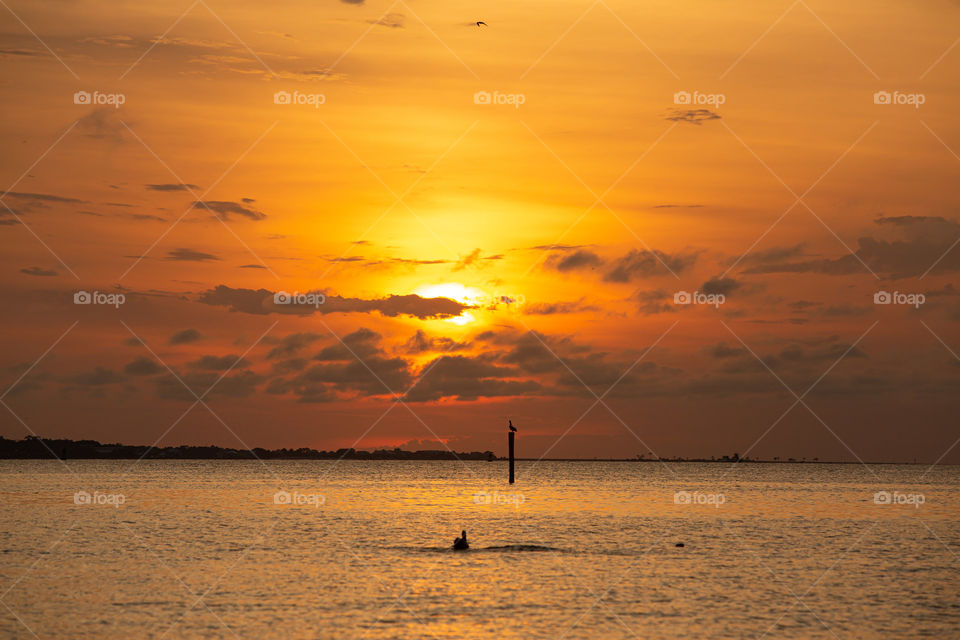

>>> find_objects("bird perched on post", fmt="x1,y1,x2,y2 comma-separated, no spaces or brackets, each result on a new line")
509,420,517,432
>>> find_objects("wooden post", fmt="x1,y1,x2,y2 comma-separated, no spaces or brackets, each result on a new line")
508,430,515,484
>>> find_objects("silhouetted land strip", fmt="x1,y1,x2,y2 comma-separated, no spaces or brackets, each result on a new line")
0,436,494,461
0,436,905,463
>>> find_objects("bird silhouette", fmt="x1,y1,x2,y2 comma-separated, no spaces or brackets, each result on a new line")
509,420,517,432
476,21,487,26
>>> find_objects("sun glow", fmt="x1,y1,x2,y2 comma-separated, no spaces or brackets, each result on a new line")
415,283,485,325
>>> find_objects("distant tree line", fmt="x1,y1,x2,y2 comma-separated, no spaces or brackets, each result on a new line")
0,436,496,461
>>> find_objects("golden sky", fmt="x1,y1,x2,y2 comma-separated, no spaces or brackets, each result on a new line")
1,0,959,461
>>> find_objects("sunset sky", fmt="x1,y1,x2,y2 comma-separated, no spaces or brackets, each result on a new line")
1,0,959,462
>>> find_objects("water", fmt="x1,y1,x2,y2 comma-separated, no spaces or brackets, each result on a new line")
0,460,957,639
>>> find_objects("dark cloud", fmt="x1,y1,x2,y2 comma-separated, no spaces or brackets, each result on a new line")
633,289,677,315
166,248,220,262
1,191,85,204
708,343,746,359
155,370,265,400
701,276,740,296
123,357,163,376
604,249,698,282
528,244,590,252
77,107,125,141
369,12,404,28
402,330,470,353
169,328,202,345
20,266,57,277
198,285,471,319
188,355,247,370
265,332,323,359
546,247,696,281
740,217,960,279
404,355,541,402
314,328,382,361
0,48,42,57
665,108,721,125
547,249,603,272
192,200,266,221
65,367,124,386
147,183,198,191
522,300,600,315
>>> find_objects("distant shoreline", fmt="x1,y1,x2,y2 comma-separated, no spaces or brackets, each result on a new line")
0,437,928,465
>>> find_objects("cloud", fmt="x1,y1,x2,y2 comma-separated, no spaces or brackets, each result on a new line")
403,355,541,402
147,183,199,191
633,289,677,315
265,332,323,359
155,370,264,400
187,354,247,370
708,343,746,359
1,191,85,204
369,12,404,28
192,200,266,221
77,107,126,141
0,48,43,57
20,266,57,277
546,247,697,281
546,249,603,272
522,300,600,315
665,108,721,125
123,357,163,376
402,330,470,353
604,249,698,282
314,328,382,361
701,276,740,296
166,248,220,262
453,248,482,271
198,285,471,319
739,217,960,278
169,328,202,345
64,367,124,386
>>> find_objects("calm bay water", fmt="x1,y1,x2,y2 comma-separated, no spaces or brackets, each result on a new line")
0,460,957,639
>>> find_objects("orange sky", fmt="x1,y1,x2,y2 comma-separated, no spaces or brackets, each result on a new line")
1,0,959,462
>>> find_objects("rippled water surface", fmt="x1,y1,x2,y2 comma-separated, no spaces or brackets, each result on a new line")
0,460,957,639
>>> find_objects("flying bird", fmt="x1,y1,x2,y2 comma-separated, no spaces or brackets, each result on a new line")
509,420,517,432
476,21,487,26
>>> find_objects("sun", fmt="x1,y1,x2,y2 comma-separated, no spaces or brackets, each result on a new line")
415,283,485,325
